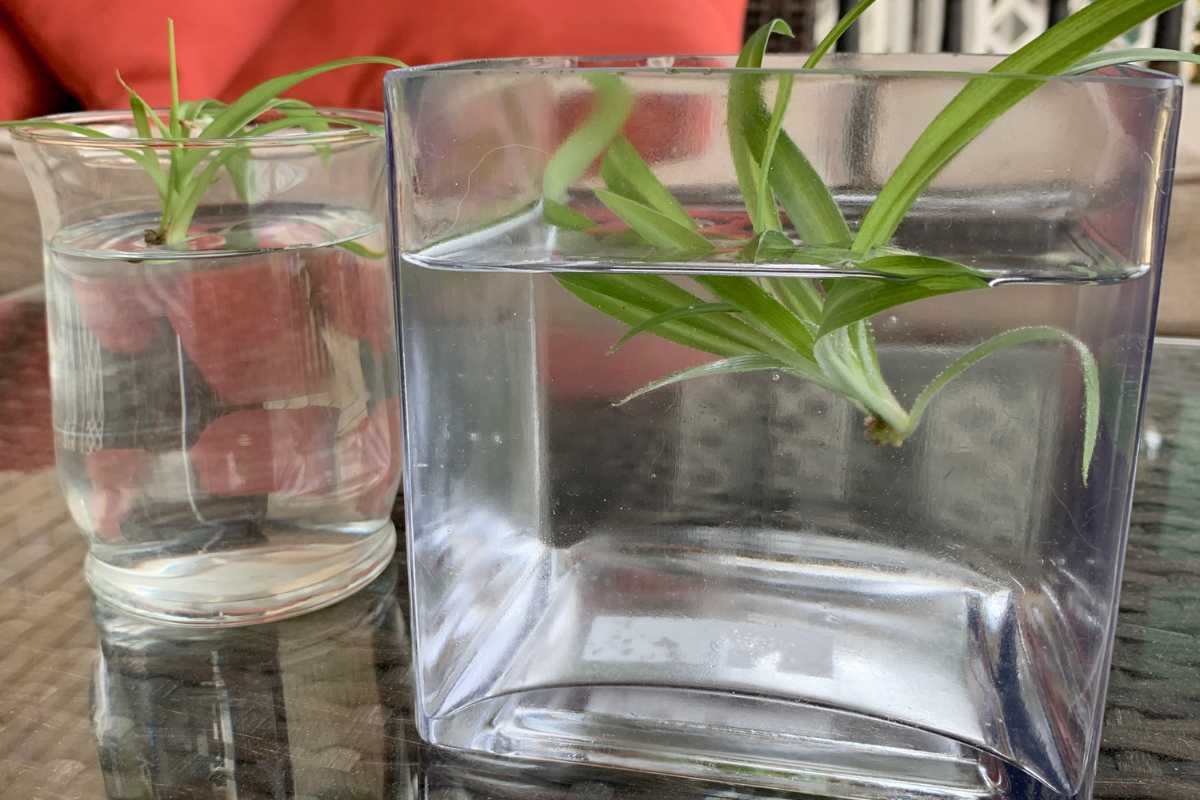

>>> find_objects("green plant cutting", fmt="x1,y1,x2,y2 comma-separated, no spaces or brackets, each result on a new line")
543,0,1196,483
1,6,1192,483
0,19,404,248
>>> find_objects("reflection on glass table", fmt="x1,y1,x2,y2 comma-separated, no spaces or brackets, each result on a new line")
91,564,412,800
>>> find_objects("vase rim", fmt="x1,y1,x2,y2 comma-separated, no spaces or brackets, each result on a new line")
8,107,384,149
385,52,1178,89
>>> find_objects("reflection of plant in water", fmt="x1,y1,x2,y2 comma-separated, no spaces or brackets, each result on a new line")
544,0,1191,482
2,20,402,248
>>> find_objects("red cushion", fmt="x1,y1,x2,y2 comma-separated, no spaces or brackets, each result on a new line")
0,0,747,115
0,7,68,119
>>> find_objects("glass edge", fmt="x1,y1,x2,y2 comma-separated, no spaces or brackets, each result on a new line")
8,107,385,149
384,54,1180,89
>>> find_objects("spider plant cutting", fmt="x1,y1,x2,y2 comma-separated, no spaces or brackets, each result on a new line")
542,0,1191,482
1,19,404,248
7,20,408,623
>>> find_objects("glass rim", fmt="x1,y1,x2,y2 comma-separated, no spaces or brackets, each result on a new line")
8,107,384,149
385,53,1178,89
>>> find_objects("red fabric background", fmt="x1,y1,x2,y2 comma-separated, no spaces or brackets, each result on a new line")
0,0,747,118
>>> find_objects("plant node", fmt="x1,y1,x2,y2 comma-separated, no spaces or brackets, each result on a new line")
864,416,905,447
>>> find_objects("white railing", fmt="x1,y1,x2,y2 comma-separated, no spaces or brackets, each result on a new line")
811,0,1196,56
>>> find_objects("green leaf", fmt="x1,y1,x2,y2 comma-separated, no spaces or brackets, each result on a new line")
695,275,814,357
543,73,633,202
848,320,890,401
764,131,853,247
0,120,113,137
234,113,380,138
813,328,909,430
804,0,879,69
180,98,227,123
763,278,823,328
737,232,854,265
225,145,253,202
0,120,168,202
162,147,242,243
854,0,1185,254
115,71,170,137
167,18,182,139
1067,47,1200,74
557,276,754,357
197,56,405,141
594,189,713,253
858,253,986,280
543,199,596,230
732,21,852,247
617,354,791,406
600,135,695,229
739,229,794,260
755,72,794,230
557,273,778,352
336,240,386,259
905,326,1099,482
729,19,793,232
738,231,826,326
610,302,738,353
818,274,988,338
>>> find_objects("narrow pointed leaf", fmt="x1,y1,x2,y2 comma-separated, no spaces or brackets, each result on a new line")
180,98,227,123
763,278,823,326
755,72,794,229
849,320,890,399
906,326,1099,482
818,274,987,338
804,0,879,68
336,240,386,259
854,0,1184,253
198,56,405,141
0,120,113,138
543,199,596,230
600,135,695,229
167,19,182,139
858,253,986,280
610,302,738,353
729,19,794,232
225,145,253,202
162,148,242,243
594,189,713,252
617,355,790,406
556,273,775,352
543,73,632,202
116,72,170,137
813,329,909,430
0,120,169,199
764,131,853,246
1067,47,1200,74
732,21,852,246
557,279,751,357
696,275,814,356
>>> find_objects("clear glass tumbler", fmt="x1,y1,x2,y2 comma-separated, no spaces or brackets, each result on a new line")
12,110,401,625
386,56,1181,800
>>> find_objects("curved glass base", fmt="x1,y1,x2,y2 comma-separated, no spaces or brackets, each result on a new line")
423,686,1067,800
85,521,396,627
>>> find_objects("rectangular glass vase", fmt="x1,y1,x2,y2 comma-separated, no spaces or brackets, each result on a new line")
385,55,1181,800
